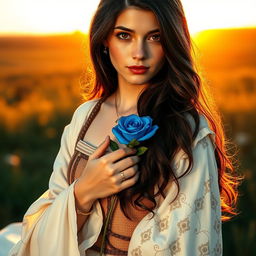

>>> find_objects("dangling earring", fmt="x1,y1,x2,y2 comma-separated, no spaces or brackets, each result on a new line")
103,46,108,55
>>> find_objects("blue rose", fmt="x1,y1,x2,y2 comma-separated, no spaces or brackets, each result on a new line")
112,114,159,144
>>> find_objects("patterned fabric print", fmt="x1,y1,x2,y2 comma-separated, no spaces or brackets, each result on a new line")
177,217,190,235
140,228,152,244
198,242,210,256
204,179,211,193
169,193,185,212
194,197,204,212
131,246,142,256
211,194,218,211
214,242,222,256
169,239,181,256
152,243,181,256
157,217,169,232
214,219,221,234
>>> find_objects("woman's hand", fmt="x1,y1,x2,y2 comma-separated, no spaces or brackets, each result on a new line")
74,135,140,209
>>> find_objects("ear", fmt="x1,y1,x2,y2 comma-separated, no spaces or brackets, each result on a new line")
103,39,109,48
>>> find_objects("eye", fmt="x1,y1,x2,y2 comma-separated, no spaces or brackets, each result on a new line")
149,34,161,42
116,32,131,40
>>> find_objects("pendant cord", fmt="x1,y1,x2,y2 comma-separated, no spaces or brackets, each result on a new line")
114,93,120,123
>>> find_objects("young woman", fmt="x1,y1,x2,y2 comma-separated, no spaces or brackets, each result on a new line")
9,0,239,255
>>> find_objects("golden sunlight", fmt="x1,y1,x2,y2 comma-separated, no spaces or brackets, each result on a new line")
0,0,255,35
0,0,100,35
182,0,256,34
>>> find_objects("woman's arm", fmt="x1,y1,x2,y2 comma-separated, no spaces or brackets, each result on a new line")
74,179,95,233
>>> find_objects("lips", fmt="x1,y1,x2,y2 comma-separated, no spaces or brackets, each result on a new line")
127,65,149,74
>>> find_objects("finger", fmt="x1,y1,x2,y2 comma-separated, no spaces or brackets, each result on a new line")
119,165,138,181
105,147,137,163
90,135,110,160
119,171,140,191
113,156,140,174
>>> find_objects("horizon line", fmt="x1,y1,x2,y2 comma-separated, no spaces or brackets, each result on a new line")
0,26,255,37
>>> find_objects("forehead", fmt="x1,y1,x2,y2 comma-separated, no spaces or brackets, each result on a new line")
114,7,160,31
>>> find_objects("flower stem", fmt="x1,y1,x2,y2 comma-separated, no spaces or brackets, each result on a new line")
100,195,117,256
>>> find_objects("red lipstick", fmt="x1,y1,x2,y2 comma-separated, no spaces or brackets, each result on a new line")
127,65,149,74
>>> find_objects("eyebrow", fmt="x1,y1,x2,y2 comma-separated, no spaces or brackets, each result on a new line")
114,26,160,34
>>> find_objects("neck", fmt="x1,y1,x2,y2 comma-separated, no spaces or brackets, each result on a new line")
114,78,147,116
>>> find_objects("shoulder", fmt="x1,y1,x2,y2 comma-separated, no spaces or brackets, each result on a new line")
170,114,218,182
174,114,216,164
63,98,102,152
71,97,101,123
185,113,215,148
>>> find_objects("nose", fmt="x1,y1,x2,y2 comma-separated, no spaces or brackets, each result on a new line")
132,40,147,60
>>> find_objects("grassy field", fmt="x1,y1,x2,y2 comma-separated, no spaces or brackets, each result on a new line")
0,28,255,255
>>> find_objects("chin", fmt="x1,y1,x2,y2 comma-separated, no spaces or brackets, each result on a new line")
129,80,149,86
127,77,152,85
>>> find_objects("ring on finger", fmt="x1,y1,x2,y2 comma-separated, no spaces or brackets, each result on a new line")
120,171,126,182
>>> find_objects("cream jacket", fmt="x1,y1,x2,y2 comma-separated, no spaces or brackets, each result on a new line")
9,98,222,256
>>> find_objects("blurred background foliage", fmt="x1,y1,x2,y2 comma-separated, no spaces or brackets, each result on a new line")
0,29,255,255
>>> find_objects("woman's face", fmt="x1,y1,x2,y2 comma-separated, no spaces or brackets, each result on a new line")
105,7,165,87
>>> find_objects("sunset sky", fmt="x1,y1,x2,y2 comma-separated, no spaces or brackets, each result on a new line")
0,0,255,36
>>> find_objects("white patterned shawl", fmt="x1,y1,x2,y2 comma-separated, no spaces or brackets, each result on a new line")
9,98,222,256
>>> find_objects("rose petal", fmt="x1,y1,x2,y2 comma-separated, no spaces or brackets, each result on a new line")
127,126,139,132
118,125,134,135
137,125,159,141
118,120,144,134
140,116,152,126
127,121,143,131
112,126,130,144
125,116,141,128
121,128,147,142
118,117,128,129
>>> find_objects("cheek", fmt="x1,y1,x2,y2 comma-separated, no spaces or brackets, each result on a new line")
109,44,125,67
153,48,165,67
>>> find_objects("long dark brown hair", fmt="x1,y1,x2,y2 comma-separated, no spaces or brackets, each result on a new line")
83,0,240,221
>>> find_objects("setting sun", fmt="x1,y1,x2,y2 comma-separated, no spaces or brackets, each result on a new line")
0,0,255,35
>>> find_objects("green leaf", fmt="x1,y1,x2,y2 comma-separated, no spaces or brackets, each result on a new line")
110,139,119,151
136,146,148,156
127,138,140,148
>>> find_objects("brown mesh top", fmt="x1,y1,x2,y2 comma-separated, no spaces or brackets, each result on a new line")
67,97,154,255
